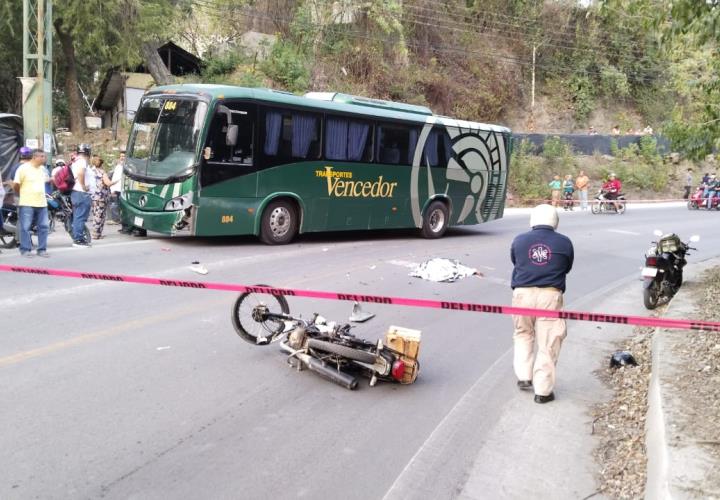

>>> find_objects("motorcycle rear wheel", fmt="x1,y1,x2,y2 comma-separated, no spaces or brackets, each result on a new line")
307,339,378,364
591,202,600,214
231,289,290,345
643,283,660,310
616,200,626,214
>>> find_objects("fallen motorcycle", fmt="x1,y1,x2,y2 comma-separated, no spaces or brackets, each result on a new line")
231,288,420,390
641,230,699,309
591,189,626,214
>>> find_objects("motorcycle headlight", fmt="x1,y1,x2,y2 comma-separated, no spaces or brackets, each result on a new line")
164,191,193,211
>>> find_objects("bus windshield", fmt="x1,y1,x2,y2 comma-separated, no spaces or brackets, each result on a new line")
126,97,208,180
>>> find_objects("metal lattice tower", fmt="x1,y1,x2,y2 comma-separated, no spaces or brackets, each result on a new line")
22,0,53,152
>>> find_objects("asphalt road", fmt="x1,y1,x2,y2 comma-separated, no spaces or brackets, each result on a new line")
1,204,718,499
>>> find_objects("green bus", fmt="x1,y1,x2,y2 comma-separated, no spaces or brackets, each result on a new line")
121,85,511,244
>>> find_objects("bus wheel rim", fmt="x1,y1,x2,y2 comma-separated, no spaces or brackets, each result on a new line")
429,208,445,232
270,207,291,237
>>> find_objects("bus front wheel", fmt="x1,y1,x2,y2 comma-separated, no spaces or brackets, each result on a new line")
420,200,449,239
260,199,298,245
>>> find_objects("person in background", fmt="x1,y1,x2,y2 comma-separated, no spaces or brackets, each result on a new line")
601,172,622,211
9,146,33,182
611,125,621,136
510,204,574,404
704,173,718,208
548,175,562,207
108,151,125,226
575,170,590,210
12,149,50,257
643,125,653,135
70,144,94,247
562,174,575,211
701,172,710,187
683,168,693,200
89,155,117,240
588,126,598,135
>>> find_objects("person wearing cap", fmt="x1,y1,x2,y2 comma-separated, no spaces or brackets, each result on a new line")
601,172,622,211
12,149,50,257
510,204,574,404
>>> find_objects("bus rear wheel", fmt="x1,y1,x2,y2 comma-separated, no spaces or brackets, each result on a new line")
260,199,298,245
421,200,449,239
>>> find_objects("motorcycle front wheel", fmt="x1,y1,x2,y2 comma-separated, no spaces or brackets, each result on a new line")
687,200,698,210
643,282,660,310
231,288,290,345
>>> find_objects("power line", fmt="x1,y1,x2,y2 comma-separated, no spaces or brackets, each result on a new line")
188,0,666,84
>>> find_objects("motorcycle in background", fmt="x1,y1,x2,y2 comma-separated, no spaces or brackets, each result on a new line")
687,186,719,210
0,192,90,249
591,189,626,214
231,289,420,390
641,230,699,309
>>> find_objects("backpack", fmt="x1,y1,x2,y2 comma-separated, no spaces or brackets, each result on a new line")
54,162,75,194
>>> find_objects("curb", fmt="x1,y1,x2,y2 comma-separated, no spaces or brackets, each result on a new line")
644,257,720,499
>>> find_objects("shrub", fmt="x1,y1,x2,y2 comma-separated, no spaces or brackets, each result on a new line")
202,52,243,80
260,40,310,93
509,139,548,201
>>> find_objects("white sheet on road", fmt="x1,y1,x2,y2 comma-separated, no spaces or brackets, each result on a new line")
410,258,477,283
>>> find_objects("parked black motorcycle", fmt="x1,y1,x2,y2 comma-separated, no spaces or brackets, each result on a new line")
231,289,420,390
591,189,627,214
0,192,90,249
642,230,699,309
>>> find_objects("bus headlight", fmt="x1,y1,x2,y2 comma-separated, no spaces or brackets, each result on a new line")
164,192,193,211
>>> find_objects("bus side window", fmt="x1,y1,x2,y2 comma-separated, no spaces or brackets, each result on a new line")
206,102,255,166
376,123,420,165
324,115,372,162
423,127,453,167
263,108,321,165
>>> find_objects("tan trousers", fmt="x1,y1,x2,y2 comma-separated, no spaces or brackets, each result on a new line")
512,287,567,396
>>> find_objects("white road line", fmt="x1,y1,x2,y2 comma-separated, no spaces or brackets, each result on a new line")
607,228,641,236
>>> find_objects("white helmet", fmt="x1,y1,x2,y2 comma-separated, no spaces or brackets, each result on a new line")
530,204,559,229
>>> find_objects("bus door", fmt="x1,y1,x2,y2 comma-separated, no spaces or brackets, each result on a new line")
197,101,258,235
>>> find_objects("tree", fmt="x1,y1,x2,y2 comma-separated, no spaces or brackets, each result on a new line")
0,0,23,114
662,1,720,158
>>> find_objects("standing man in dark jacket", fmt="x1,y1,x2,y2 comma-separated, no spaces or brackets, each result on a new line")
510,204,574,404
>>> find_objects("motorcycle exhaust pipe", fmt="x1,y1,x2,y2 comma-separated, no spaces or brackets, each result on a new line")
280,342,358,390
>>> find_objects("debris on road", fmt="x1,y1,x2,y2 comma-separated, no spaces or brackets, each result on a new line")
410,258,478,282
189,261,208,275
349,302,375,322
609,351,638,368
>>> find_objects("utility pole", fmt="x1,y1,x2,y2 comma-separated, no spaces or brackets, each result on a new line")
22,0,53,154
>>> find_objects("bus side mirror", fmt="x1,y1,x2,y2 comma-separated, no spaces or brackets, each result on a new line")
226,125,238,146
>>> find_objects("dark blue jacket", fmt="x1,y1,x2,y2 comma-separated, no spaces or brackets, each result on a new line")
511,225,574,292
